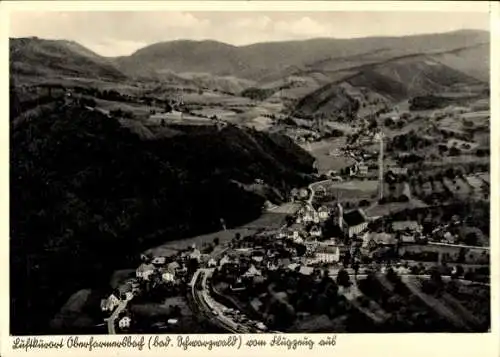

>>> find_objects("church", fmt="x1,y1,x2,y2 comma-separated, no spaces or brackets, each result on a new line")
333,203,369,238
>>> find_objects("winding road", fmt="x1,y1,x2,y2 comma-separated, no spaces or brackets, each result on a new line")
107,300,128,334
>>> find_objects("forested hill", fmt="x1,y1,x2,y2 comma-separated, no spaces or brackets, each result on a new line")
10,102,314,334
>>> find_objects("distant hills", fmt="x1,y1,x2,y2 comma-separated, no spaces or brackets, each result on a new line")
10,37,126,81
10,30,489,91
115,29,489,81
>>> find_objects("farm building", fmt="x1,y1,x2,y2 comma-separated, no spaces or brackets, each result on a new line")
152,256,167,265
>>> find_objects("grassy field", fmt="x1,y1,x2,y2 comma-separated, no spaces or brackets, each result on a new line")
322,180,379,200
478,173,490,184
183,92,251,106
364,200,428,218
192,107,238,119
94,98,163,118
145,210,291,257
303,137,356,174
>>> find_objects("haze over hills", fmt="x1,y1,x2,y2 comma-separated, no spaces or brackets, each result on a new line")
115,29,489,81
10,29,489,92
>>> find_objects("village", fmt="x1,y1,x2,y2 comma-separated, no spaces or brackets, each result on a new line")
98,143,490,333
96,78,490,334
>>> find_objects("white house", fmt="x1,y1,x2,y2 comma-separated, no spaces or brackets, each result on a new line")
318,206,330,221
309,225,322,238
161,271,175,282
219,255,231,267
100,293,120,312
315,245,340,263
443,231,456,244
298,266,315,275
167,261,180,274
136,263,155,280
189,248,202,262
252,256,264,263
123,291,134,301
149,110,183,123
401,234,416,244
299,188,309,199
277,231,287,239
292,234,304,244
358,164,368,176
152,256,166,265
207,258,217,267
118,316,131,329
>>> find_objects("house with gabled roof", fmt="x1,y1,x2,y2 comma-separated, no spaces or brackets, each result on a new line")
118,316,131,329
136,263,155,280
100,292,120,312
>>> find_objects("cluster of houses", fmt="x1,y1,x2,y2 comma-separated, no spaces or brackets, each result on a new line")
99,243,218,332
294,201,370,239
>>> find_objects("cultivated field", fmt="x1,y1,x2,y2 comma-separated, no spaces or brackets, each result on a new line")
321,179,379,200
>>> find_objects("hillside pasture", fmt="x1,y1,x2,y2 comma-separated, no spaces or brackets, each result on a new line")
478,173,490,184
442,177,471,198
446,139,478,152
470,98,489,111
437,116,465,133
465,176,484,190
183,92,251,106
192,107,238,119
94,98,163,118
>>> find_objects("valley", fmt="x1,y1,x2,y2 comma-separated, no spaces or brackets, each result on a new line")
9,29,490,335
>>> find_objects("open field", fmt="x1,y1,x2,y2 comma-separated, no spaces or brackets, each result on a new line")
479,173,490,184
426,155,489,166
192,107,238,119
465,176,484,190
302,137,356,174
145,208,294,257
93,98,163,118
321,180,378,200
183,92,251,106
365,200,428,218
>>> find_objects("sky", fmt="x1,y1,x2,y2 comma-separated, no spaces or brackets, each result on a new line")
9,11,490,57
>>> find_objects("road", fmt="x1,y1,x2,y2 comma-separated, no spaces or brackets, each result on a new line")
189,244,266,334
307,179,332,205
190,269,240,333
107,300,128,334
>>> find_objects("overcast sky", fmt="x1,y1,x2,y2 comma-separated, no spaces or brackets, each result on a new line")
9,11,490,57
